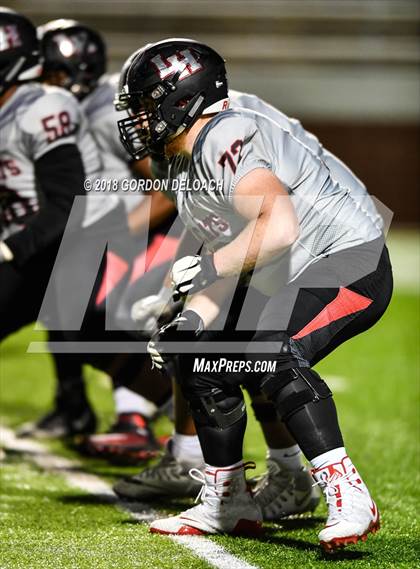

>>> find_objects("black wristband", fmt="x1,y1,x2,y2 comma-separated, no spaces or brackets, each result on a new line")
180,310,205,335
195,254,219,289
157,310,204,342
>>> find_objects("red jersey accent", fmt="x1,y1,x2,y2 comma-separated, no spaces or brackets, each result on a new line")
95,251,129,305
129,234,179,284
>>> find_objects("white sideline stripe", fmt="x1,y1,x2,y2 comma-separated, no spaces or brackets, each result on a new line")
0,426,260,569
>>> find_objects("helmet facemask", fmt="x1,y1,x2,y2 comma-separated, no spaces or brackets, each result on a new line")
43,57,101,100
117,75,207,160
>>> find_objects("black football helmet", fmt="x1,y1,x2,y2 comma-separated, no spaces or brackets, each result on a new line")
0,8,41,98
38,19,106,100
117,38,229,159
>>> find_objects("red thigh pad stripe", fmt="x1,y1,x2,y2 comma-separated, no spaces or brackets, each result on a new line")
292,287,373,340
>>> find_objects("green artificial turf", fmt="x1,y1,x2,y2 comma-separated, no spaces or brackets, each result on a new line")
0,458,210,569
0,233,419,568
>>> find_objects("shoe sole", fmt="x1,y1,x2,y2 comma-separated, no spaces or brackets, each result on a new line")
75,435,167,464
77,443,160,463
150,519,263,537
320,517,380,552
114,482,201,500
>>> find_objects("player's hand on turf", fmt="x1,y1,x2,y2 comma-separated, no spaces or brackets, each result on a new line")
147,310,204,370
171,254,219,300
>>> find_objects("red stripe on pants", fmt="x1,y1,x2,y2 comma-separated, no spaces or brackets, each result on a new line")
292,287,372,340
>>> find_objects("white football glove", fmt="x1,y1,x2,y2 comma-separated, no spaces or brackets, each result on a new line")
131,287,172,332
147,310,204,370
0,241,13,263
171,254,218,299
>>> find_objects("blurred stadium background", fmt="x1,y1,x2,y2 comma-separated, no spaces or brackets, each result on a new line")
9,0,420,225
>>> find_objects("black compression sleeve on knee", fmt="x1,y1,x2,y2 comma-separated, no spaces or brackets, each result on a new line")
195,412,247,467
263,367,343,460
250,401,278,423
285,397,344,461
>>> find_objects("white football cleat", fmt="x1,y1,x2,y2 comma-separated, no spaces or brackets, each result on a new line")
113,440,203,500
253,458,321,519
312,455,380,551
149,462,263,536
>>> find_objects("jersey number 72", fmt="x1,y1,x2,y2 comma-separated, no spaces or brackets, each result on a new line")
218,139,243,173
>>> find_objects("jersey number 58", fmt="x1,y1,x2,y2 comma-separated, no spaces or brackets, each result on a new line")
41,112,73,143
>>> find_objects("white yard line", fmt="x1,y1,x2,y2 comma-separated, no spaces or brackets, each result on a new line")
0,426,259,569
171,535,257,569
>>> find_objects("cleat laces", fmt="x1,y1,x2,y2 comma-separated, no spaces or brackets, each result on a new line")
189,461,256,507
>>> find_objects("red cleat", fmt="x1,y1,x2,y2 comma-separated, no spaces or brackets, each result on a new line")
76,413,161,464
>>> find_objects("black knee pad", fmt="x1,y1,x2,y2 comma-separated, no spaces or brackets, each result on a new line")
188,386,246,431
242,379,278,422
261,367,332,421
250,401,279,423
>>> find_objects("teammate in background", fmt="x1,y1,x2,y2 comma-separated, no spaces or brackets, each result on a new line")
20,20,177,460
119,39,392,550
0,4,101,410
0,9,150,443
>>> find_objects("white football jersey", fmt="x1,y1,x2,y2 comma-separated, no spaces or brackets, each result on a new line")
0,82,114,237
153,90,381,228
81,74,143,212
167,109,382,293
229,90,381,227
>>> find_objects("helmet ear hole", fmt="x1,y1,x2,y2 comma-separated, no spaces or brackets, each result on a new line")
175,96,192,109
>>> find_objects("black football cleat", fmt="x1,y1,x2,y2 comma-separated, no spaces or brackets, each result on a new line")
16,406,97,439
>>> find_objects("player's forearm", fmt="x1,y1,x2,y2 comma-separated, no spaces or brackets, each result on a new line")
131,156,152,179
213,210,299,278
128,191,176,235
159,228,204,288
186,277,237,328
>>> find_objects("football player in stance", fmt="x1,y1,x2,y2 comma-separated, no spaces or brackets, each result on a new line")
118,39,392,550
112,49,384,522
19,20,177,458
